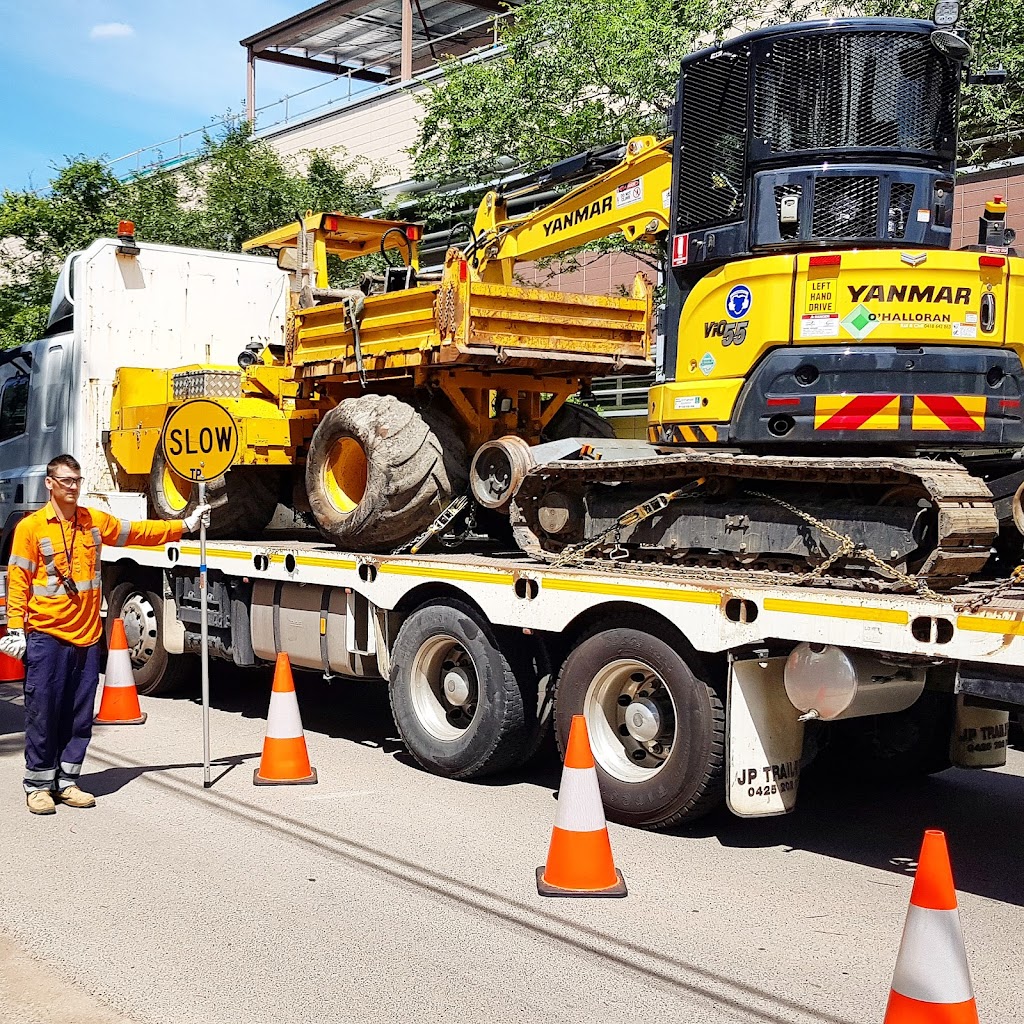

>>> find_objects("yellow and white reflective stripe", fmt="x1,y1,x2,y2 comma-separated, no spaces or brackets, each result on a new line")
114,520,131,546
763,597,908,624
891,905,974,1004
544,576,719,605
265,691,304,738
553,766,607,832
32,583,62,597
957,614,1024,636
37,538,61,589
90,528,102,586
9,554,35,573
378,563,514,585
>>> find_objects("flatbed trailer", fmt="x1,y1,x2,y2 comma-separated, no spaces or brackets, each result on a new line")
100,535,1024,830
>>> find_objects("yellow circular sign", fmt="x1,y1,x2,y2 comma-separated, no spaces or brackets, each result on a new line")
161,400,239,483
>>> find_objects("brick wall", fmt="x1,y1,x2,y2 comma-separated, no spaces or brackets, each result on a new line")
953,167,1024,248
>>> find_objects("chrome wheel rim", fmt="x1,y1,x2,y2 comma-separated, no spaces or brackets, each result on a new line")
409,633,479,741
119,592,159,670
583,658,677,782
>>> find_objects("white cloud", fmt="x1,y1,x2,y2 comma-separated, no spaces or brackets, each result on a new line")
90,22,135,40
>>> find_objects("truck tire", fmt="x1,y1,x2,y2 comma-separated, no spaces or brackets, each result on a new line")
148,448,282,538
389,601,532,779
542,402,615,442
306,395,467,551
106,580,198,695
553,615,725,829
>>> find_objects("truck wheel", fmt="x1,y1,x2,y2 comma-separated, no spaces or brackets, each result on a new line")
553,615,725,829
306,395,467,551
389,601,531,778
148,448,283,538
106,581,198,695
542,402,615,441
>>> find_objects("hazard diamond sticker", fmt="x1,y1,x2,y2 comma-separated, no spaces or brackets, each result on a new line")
840,303,879,340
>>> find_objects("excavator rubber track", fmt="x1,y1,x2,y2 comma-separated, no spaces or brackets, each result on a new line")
509,451,998,590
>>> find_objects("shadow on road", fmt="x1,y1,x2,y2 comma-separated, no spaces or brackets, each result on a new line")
7,671,1023,905
82,752,261,795
676,765,1024,907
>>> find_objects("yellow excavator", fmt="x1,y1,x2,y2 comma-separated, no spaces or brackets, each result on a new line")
110,10,1018,589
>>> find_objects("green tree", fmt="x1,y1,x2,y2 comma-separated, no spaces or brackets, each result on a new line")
839,0,1024,162
0,124,385,348
413,0,1023,217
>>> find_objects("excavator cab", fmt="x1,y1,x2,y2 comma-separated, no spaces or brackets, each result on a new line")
648,16,1024,463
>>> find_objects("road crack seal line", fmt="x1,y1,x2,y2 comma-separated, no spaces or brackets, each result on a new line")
88,746,857,1024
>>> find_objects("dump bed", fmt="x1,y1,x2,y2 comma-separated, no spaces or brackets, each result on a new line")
290,262,654,382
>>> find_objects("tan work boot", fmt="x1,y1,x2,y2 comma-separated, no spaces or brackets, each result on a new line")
26,790,56,815
57,785,96,808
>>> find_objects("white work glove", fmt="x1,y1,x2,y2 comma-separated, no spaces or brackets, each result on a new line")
183,503,212,533
0,628,26,661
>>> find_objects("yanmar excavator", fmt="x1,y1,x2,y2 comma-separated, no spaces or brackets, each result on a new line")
460,11,1021,590
111,9,1018,592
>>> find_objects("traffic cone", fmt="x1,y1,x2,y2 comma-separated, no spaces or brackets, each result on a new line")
884,830,978,1023
94,619,147,725
0,626,24,682
253,653,317,786
536,715,626,897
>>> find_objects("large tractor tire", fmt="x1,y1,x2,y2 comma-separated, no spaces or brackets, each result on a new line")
148,447,283,539
542,401,616,442
305,395,467,552
553,613,725,829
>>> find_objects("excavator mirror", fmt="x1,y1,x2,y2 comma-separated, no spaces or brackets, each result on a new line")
930,28,971,61
277,247,299,272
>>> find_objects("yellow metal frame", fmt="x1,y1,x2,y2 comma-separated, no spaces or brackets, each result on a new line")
243,212,420,289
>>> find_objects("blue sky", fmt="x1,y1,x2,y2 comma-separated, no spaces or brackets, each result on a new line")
0,1,365,192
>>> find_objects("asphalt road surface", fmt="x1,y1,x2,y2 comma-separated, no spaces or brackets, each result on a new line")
1,668,1022,1024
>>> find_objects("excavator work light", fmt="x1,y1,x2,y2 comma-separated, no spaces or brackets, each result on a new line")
932,0,959,26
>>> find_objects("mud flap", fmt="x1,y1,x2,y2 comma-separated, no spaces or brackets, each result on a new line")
949,695,1009,768
726,656,805,817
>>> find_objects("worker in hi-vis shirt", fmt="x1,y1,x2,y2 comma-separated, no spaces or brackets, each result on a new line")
0,454,211,815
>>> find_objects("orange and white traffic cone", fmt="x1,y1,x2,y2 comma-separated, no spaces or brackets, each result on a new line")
0,626,25,683
884,830,978,1023
94,619,147,725
537,715,626,897
253,653,317,786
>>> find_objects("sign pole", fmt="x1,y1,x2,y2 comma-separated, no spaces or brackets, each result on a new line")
160,399,238,791
199,479,211,788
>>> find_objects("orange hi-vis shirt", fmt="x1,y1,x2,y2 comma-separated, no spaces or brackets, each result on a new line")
5,502,183,646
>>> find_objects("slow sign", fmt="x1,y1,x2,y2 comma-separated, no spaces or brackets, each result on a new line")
161,400,238,482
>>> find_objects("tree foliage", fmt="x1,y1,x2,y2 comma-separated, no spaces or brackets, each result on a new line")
413,0,1024,219
413,0,752,217
835,0,1024,162
0,125,384,349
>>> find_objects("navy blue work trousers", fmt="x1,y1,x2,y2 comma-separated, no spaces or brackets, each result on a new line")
23,631,102,793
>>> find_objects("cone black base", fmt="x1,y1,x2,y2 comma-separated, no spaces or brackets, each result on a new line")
94,712,148,726
253,767,318,786
536,866,627,898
